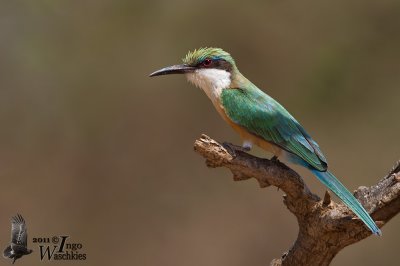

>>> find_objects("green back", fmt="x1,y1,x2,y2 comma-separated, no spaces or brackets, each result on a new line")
221,85,327,171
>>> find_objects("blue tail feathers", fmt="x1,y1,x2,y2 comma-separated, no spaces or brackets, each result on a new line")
311,170,381,236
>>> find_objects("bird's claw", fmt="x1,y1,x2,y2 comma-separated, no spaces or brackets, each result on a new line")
222,142,250,157
271,155,279,162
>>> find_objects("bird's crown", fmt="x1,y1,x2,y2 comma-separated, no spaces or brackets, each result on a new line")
183,47,235,66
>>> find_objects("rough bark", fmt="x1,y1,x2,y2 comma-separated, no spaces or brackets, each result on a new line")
193,134,400,266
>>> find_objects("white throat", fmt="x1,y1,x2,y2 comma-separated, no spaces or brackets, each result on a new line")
186,68,231,102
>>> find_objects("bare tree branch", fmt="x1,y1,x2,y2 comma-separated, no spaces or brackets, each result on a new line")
193,134,400,266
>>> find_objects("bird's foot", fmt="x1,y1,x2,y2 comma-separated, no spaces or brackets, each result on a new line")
222,142,250,157
271,155,280,162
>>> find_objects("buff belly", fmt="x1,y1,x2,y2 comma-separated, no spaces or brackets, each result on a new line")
212,101,284,157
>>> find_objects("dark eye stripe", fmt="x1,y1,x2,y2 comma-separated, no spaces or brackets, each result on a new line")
197,59,232,72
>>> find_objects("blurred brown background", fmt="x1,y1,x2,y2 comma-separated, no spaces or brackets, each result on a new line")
0,1,399,265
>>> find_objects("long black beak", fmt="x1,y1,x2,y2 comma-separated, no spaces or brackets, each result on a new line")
149,64,196,77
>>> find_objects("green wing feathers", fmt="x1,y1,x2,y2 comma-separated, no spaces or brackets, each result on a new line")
221,86,327,171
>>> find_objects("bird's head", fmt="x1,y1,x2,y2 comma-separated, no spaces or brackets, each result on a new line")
150,48,238,97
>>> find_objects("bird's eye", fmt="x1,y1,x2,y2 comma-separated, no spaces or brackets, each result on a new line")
203,58,212,67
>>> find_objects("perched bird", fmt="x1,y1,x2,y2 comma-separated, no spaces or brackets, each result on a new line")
149,47,381,236
3,214,33,264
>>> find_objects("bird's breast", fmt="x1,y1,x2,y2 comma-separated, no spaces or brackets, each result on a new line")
214,100,284,156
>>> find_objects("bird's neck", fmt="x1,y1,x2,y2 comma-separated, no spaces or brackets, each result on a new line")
186,67,245,103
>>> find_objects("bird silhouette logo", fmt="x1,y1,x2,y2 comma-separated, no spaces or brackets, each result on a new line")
3,214,32,264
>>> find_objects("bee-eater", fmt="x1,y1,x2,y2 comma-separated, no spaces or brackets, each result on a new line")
149,47,381,236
